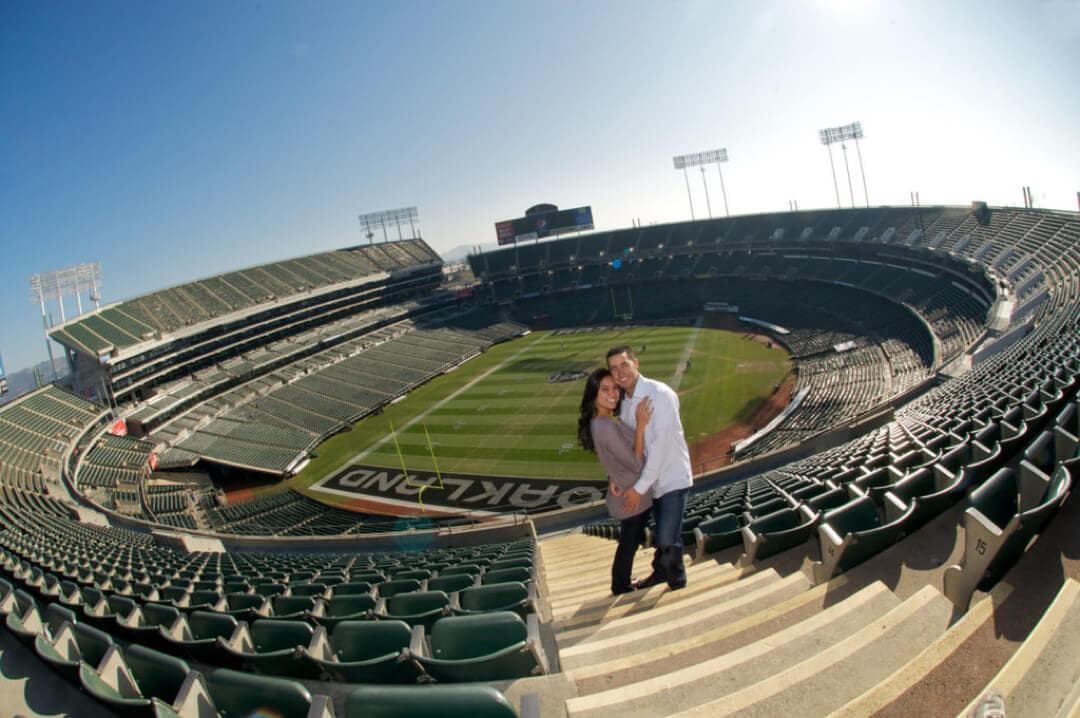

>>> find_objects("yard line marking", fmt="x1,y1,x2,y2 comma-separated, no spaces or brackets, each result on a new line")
348,332,551,465
670,315,703,391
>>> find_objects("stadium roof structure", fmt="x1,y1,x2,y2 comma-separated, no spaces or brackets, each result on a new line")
48,239,440,361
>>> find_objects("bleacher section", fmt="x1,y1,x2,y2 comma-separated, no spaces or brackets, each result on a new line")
0,502,542,716
49,240,445,408
153,320,526,475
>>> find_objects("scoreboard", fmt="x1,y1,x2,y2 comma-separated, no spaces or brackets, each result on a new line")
495,206,594,246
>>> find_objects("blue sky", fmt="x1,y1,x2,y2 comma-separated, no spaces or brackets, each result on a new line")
2,0,1078,374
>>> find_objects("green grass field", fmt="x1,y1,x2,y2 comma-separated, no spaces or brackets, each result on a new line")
291,324,790,492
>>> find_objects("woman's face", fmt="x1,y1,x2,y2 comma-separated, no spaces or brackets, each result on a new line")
594,375,620,414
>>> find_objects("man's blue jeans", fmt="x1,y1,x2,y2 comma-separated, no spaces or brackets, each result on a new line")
652,487,689,549
650,487,689,588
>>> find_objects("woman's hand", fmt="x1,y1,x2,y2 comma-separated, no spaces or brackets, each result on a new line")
609,480,623,497
635,397,653,428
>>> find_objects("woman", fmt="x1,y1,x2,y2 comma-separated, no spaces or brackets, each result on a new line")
578,367,653,595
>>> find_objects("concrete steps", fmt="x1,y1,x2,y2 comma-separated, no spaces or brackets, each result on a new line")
569,574,866,696
565,580,909,718
956,578,1080,718
668,586,954,718
553,560,751,634
827,583,995,718
559,569,809,667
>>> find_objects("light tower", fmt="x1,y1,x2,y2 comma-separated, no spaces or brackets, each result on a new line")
358,207,420,244
673,148,730,219
29,262,102,380
818,121,868,208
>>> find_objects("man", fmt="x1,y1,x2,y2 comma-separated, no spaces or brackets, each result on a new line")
607,344,692,590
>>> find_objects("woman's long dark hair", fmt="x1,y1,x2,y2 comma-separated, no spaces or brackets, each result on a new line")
578,368,621,453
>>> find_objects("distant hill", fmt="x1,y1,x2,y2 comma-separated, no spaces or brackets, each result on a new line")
0,358,69,406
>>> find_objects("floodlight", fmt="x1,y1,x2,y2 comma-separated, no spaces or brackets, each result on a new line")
672,148,730,218
817,122,868,208
358,206,420,242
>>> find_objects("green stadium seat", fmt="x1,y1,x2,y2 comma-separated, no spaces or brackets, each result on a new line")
812,494,916,582
204,668,334,718
414,611,546,682
34,621,115,681
221,618,323,678
117,602,183,647
305,619,421,684
481,567,532,586
271,594,322,620
131,582,160,602
379,590,450,630
253,582,288,598
944,464,1073,610
333,581,374,596
427,574,476,594
344,684,518,718
693,513,743,556
78,642,195,716
391,569,432,582
164,609,243,664
348,570,386,584
57,580,83,607
740,504,819,563
883,463,967,532
0,576,13,614
291,583,330,599
158,586,190,606
376,578,422,598
185,589,226,613
439,564,481,578
5,589,44,645
454,582,534,617
313,594,376,629
487,557,533,572
223,591,270,621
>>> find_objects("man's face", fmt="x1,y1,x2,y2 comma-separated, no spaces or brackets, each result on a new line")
607,351,640,391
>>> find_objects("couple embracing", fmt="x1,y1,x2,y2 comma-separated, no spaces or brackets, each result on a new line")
578,345,692,595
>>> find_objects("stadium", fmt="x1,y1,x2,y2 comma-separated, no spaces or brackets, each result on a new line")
1,198,1078,717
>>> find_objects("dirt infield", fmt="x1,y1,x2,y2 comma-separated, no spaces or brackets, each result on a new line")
688,364,796,476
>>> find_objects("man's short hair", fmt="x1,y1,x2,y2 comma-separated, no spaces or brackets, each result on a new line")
606,345,637,362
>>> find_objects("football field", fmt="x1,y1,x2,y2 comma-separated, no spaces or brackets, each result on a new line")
292,322,791,492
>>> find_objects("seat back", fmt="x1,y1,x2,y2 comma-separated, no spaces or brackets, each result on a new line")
377,579,422,598
188,610,239,640
459,582,528,613
206,668,313,718
125,643,191,703
430,611,526,660
251,619,314,652
386,590,449,615
327,594,376,617
333,581,373,596
74,622,115,668
823,495,881,536
482,568,531,586
970,468,1019,529
272,595,317,617
428,574,475,594
332,620,412,662
142,602,181,628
